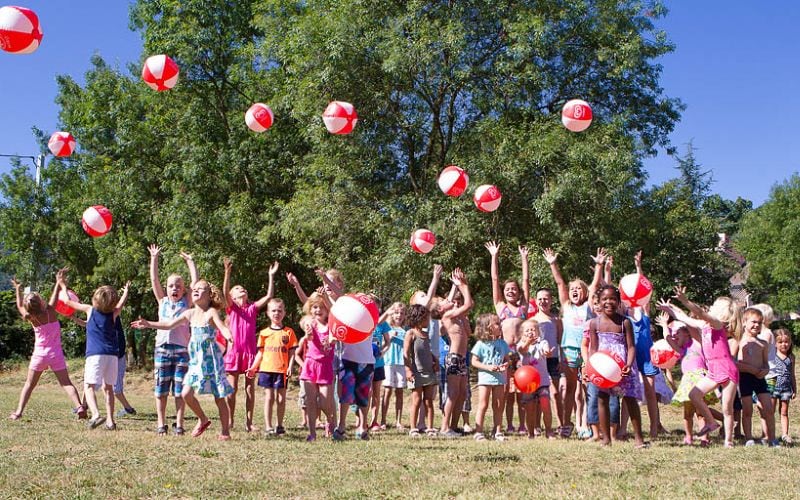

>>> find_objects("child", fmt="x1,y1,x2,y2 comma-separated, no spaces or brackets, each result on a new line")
133,280,234,440
376,302,407,430
753,303,777,441
658,287,741,448
738,307,777,446
367,307,389,431
297,293,337,441
334,311,376,441
9,273,84,421
293,315,313,430
582,290,620,442
246,298,298,435
544,247,605,438
518,319,555,439
404,304,438,436
587,285,645,447
532,287,563,434
148,244,197,435
772,329,796,444
471,313,510,441
112,316,137,417
58,272,129,430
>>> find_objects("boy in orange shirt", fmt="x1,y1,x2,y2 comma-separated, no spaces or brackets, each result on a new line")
246,298,298,435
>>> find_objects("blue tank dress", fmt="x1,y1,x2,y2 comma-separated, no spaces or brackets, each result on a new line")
184,325,233,398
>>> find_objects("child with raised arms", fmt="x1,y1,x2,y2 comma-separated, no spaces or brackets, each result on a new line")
471,313,510,441
8,271,84,421
222,258,278,432
772,329,795,444
404,304,438,436
133,280,234,440
246,298,298,435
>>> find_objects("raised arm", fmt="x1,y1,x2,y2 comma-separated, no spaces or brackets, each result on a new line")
543,248,569,307
520,246,530,305
588,247,607,299
449,268,474,317
255,261,279,310
131,310,189,331
222,257,233,308
485,241,503,306
148,244,166,302
418,264,443,308
316,268,343,301
180,251,199,288
634,251,649,315
286,272,309,305
56,273,91,314
672,285,724,330
114,281,131,315
604,255,613,287
11,278,27,318
49,268,67,307
656,298,706,332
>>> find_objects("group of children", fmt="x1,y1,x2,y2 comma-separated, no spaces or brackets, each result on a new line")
7,243,797,447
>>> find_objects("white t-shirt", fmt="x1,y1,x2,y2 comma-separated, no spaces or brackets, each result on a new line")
341,336,376,364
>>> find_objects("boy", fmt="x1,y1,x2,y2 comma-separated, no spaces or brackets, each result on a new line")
247,298,298,435
738,307,778,446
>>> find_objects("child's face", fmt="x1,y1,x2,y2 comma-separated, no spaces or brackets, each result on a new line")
535,290,552,313
569,282,586,305
743,315,763,336
230,285,248,303
591,295,601,315
488,315,502,339
599,289,619,315
166,276,185,301
192,282,210,306
670,326,689,347
268,302,285,325
390,306,405,325
311,303,328,323
522,323,539,343
503,282,520,303
777,336,792,355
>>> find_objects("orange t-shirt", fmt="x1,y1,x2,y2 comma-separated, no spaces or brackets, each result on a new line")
257,326,298,373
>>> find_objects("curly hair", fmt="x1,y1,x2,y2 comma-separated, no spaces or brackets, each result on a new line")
404,304,429,330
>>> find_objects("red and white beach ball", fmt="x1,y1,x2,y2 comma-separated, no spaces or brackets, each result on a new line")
619,273,653,308
561,99,593,132
437,165,469,197
0,6,41,54
329,293,380,344
141,54,179,91
410,229,436,254
586,350,624,389
322,101,357,135
55,289,79,316
473,184,502,212
48,131,76,157
81,205,113,238
245,103,273,132
526,299,539,319
650,339,679,369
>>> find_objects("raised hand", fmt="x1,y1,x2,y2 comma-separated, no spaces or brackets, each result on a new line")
433,264,443,280
634,250,643,272
485,241,500,257
148,244,161,258
223,256,232,271
286,272,300,287
591,247,608,265
179,251,193,262
518,245,529,259
451,268,465,286
655,312,670,329
269,261,280,276
605,255,614,271
672,285,687,302
543,248,558,265
120,281,131,294
656,298,674,315
55,267,69,286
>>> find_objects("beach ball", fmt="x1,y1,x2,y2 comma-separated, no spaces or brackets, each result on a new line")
410,229,436,254
55,289,79,316
141,54,179,91
586,350,624,389
561,99,593,132
619,273,653,308
245,103,273,132
48,131,76,157
0,6,41,54
473,184,502,212
329,293,380,344
650,339,679,369
81,205,113,238
322,101,358,135
514,365,541,394
437,165,469,197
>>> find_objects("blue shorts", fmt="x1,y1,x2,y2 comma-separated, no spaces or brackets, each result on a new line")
562,346,582,369
114,356,127,394
635,345,659,377
153,344,189,398
339,360,374,407
258,372,286,389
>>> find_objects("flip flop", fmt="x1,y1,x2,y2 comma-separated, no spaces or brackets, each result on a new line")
192,420,212,437
695,423,720,437
8,412,21,421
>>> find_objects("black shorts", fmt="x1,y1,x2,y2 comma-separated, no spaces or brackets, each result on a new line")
739,372,768,399
445,353,467,376
373,366,386,382
258,372,286,389
546,357,560,381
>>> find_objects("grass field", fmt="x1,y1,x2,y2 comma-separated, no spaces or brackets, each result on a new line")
1,359,798,499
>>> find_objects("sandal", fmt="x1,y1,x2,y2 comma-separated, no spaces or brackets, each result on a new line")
72,405,88,420
494,432,507,442
409,429,421,437
157,425,168,436
217,434,231,441
191,420,212,438
695,423,720,438
426,428,438,437
634,442,650,449
474,433,486,441
87,416,106,429
173,426,185,436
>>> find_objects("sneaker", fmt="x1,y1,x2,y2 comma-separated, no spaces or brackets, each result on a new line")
462,424,473,434
275,426,286,436
355,431,369,441
116,407,136,418
769,439,782,448
533,427,542,437
518,425,528,435
442,430,461,438
494,432,506,442
506,425,516,434
409,429,421,437
105,423,117,431
332,428,346,441
745,439,756,447
306,434,316,442
87,416,106,429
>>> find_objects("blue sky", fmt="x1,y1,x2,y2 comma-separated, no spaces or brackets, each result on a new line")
1,1,797,206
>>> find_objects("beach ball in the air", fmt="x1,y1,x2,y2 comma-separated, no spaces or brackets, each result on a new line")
141,54,179,91
48,131,75,157
0,6,42,54
81,205,113,238
437,165,469,197
619,273,653,308
473,184,502,212
245,103,274,132
323,101,358,135
410,229,436,254
650,339,679,370
329,293,379,344
586,351,624,389
561,99,593,132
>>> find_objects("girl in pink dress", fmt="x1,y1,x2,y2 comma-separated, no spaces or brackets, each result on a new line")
658,286,741,448
9,271,84,421
298,293,336,441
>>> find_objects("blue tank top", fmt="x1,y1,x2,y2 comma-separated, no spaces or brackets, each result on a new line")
86,308,119,356
562,302,593,349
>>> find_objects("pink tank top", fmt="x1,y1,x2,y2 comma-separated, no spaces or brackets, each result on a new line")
226,302,258,355
680,339,707,373
33,321,63,351
305,323,334,364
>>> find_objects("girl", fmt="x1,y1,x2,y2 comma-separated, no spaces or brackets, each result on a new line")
376,302,408,430
222,258,277,432
587,285,646,447
367,307,390,431
404,304,438,436
132,280,234,440
471,313,510,441
293,315,313,430
544,247,605,438
517,319,555,439
9,272,84,421
658,287,741,448
772,329,796,444
486,242,530,434
298,293,337,441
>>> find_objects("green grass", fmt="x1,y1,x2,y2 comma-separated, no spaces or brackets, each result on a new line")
1,360,797,499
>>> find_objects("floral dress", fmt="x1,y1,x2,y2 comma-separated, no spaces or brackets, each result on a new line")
597,330,643,400
185,325,233,398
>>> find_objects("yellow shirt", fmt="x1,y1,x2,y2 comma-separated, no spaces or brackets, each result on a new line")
257,326,298,373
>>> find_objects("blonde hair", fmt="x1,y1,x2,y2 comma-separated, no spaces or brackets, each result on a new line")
474,313,499,341
752,303,774,326
774,328,794,350
521,318,540,333
92,286,118,314
23,292,45,316
326,269,344,287
709,297,742,340
303,292,329,315
194,280,223,309
267,297,285,308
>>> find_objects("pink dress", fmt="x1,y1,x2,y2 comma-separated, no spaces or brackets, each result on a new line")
300,323,335,385
29,321,67,372
701,325,738,385
224,302,259,372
